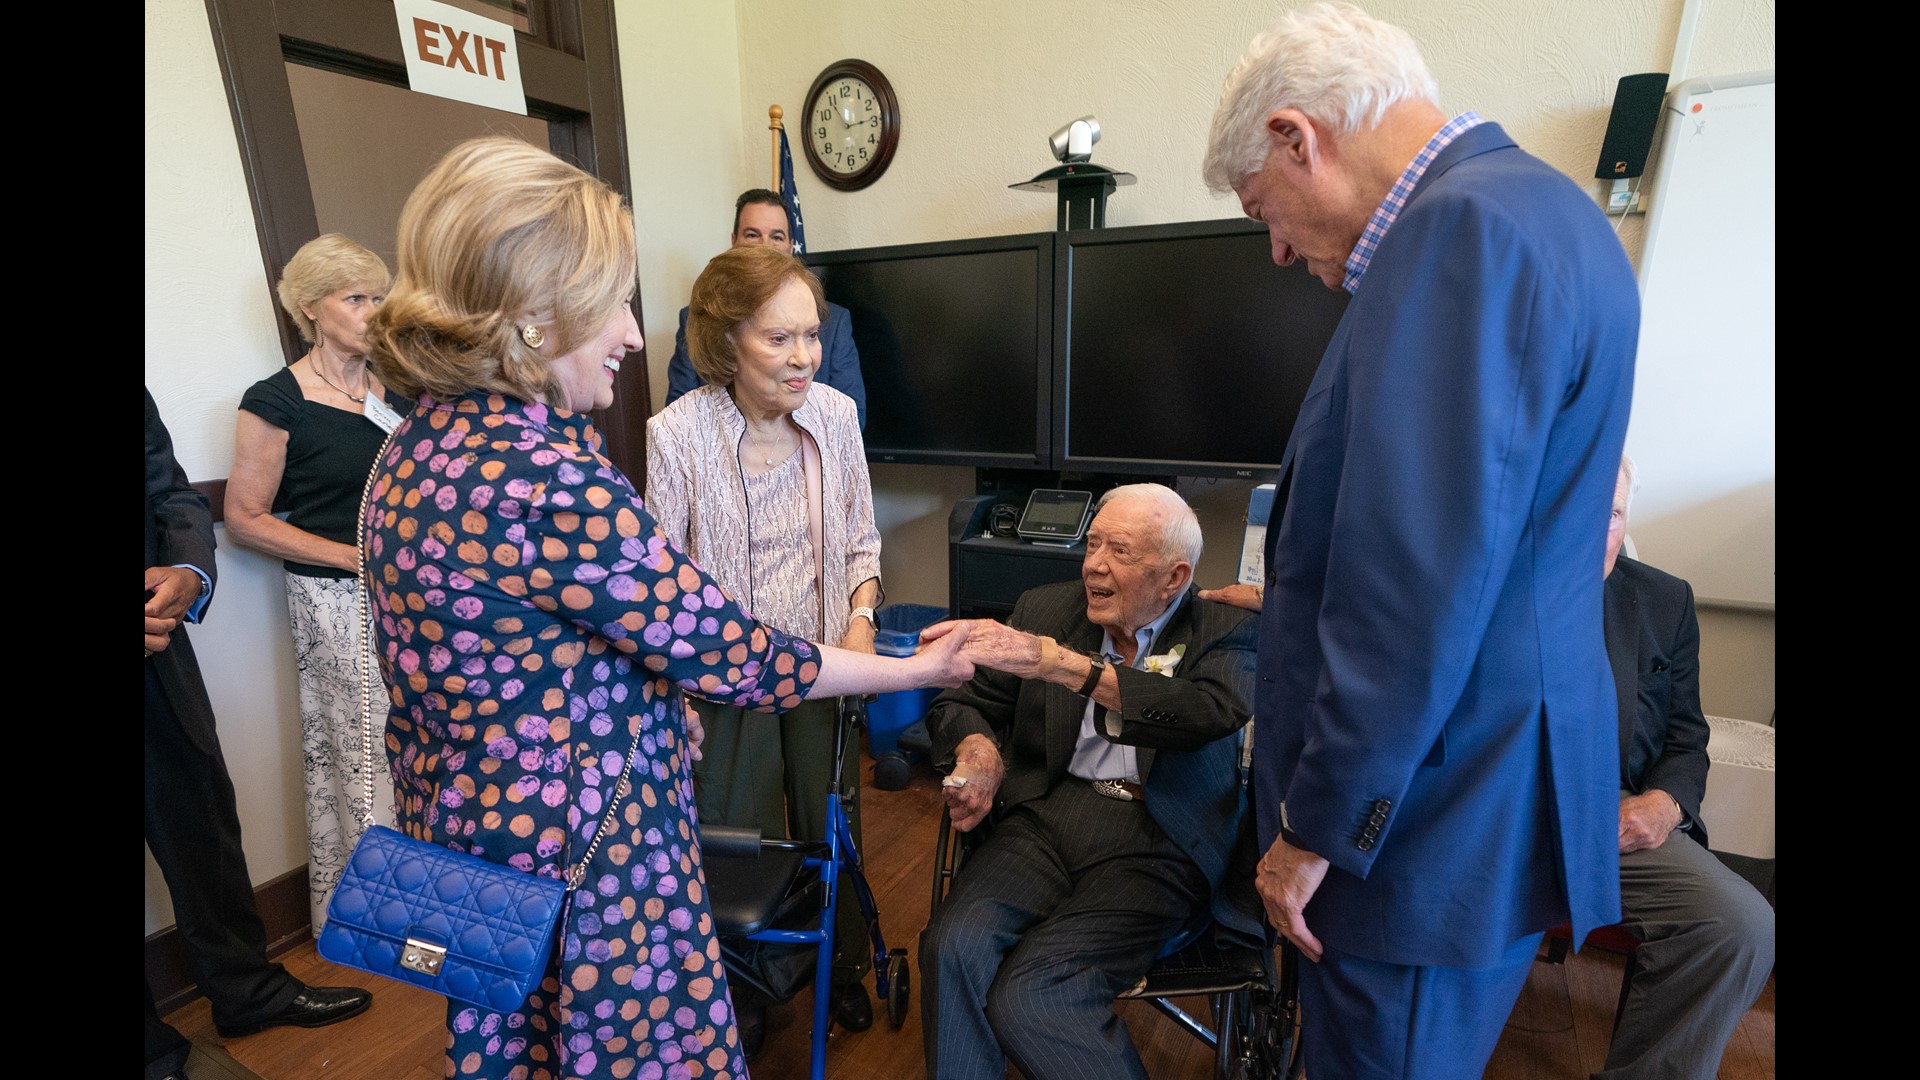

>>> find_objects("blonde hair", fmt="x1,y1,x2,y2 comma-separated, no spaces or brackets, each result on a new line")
276,234,391,344
684,245,825,387
1202,2,1439,193
367,136,637,405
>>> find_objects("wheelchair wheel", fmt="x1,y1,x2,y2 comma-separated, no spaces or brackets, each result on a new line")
885,949,911,1029
1221,985,1302,1080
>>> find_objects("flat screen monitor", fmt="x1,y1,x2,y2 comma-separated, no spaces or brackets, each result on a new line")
809,233,1053,468
1054,218,1350,478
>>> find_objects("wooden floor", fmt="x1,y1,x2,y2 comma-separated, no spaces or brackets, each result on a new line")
165,759,1773,1079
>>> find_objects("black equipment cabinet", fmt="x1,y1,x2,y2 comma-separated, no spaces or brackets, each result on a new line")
948,494,1084,621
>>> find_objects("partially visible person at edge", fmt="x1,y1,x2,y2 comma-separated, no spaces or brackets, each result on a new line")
1597,457,1774,1080
226,232,404,931
361,135,977,1080
646,242,883,1045
661,188,867,429
1200,4,1639,1076
147,387,372,1080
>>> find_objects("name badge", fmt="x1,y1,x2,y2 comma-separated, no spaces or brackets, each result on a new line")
363,394,403,434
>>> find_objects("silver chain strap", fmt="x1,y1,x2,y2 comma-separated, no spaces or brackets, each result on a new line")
354,423,643,892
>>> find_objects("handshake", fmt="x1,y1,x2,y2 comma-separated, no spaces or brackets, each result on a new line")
917,618,1055,681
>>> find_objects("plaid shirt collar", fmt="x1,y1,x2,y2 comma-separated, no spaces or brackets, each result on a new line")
1343,111,1484,294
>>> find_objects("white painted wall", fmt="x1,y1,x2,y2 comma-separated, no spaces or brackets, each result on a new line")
618,2,749,415
145,0,311,934
145,0,1775,933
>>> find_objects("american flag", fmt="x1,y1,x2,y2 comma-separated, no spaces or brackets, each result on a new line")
778,124,807,254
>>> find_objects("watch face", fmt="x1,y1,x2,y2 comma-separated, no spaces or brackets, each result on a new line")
810,76,884,176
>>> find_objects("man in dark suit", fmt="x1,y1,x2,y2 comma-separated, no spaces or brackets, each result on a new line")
920,484,1258,1080
1200,5,1638,1075
145,388,371,1080
1601,458,1774,1079
662,188,867,429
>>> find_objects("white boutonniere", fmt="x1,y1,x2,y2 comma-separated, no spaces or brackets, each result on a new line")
1142,644,1186,676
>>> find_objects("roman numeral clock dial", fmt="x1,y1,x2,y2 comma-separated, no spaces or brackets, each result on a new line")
803,59,900,191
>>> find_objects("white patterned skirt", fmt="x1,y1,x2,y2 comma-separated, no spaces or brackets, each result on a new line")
284,570,398,931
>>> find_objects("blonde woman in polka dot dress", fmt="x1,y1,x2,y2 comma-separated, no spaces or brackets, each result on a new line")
362,136,977,1080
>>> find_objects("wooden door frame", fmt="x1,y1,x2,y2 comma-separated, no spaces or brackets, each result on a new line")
198,0,650,482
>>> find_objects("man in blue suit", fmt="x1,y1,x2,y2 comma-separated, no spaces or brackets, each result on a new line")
1200,5,1639,1076
662,189,867,429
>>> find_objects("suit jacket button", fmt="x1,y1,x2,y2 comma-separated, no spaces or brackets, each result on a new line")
1264,570,1277,587
1357,838,1374,851
1368,811,1386,825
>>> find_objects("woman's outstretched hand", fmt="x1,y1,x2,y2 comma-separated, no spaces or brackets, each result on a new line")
922,619,1045,679
913,619,978,687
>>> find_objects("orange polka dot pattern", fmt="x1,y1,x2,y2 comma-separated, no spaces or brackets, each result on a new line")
364,394,821,1080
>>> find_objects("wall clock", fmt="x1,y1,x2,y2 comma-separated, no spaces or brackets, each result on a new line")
802,59,900,191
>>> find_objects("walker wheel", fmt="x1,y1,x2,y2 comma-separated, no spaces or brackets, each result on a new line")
885,949,911,1029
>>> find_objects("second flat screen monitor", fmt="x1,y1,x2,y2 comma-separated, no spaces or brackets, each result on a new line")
1059,221,1350,477
811,235,1051,467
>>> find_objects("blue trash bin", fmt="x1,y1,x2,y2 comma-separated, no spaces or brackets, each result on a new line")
866,604,947,785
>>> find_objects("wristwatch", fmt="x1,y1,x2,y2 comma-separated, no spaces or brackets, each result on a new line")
1077,652,1108,696
851,606,877,626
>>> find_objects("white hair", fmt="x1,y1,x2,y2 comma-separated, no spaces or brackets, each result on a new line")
1619,454,1640,512
1095,483,1203,567
1202,2,1440,193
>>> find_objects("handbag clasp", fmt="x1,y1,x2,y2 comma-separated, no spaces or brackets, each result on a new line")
401,938,447,977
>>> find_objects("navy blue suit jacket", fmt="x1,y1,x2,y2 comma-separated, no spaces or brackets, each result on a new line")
1606,555,1710,848
1250,123,1637,968
664,300,867,430
928,583,1262,941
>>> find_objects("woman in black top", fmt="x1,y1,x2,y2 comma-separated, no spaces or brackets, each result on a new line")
226,233,405,931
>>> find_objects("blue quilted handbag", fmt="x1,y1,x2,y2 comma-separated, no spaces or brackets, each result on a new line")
317,826,567,1011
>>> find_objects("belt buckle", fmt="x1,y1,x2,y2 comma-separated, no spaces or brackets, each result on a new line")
1091,778,1135,802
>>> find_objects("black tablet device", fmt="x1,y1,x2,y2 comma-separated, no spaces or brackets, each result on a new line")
1015,488,1094,544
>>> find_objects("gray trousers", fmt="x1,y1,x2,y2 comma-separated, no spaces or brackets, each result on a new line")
920,780,1210,1080
692,696,870,981
1598,830,1775,1080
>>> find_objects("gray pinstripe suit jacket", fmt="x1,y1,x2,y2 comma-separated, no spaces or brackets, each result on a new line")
928,581,1262,939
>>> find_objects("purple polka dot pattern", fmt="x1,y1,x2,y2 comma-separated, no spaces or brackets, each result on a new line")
366,394,820,1080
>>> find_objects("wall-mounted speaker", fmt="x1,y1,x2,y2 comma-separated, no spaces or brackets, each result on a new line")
1594,72,1670,180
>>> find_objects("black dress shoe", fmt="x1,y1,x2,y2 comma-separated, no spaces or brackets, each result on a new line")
216,984,373,1038
829,979,873,1032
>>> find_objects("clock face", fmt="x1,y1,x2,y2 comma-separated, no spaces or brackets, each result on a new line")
802,60,899,191
810,77,883,176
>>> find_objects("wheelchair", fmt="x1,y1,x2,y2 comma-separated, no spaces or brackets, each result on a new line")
925,754,1304,1080
699,696,909,1080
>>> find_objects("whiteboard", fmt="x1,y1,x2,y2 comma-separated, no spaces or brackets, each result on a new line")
1627,71,1775,607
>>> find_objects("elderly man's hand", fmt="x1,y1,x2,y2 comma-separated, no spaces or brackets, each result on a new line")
944,733,1005,832
1618,790,1683,853
1197,583,1264,613
1256,833,1329,963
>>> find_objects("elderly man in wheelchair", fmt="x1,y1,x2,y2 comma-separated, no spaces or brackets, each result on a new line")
919,483,1263,1080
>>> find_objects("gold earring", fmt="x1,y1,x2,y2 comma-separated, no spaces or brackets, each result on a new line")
520,324,546,348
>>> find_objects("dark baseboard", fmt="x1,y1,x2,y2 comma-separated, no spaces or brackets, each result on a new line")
147,864,311,1016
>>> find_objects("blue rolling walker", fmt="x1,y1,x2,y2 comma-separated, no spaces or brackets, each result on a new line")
701,696,910,1079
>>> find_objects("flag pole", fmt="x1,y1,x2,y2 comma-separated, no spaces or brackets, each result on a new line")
769,104,784,192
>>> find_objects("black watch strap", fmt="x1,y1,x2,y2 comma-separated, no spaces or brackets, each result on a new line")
1077,652,1107,697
